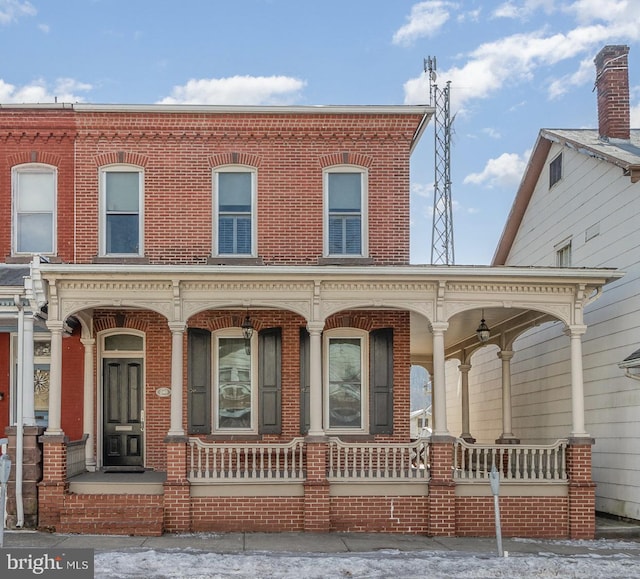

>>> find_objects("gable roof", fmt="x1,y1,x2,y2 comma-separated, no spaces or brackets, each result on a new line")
492,129,640,265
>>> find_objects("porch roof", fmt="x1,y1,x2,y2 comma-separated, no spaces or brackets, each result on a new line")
34,262,623,363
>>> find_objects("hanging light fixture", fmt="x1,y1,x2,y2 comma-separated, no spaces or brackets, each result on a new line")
476,310,490,343
241,314,254,341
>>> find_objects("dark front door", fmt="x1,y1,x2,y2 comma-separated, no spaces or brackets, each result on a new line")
103,358,144,467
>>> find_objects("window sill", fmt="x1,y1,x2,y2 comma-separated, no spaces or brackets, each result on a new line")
207,256,264,266
317,257,374,266
6,255,62,264
92,256,150,265
205,434,261,442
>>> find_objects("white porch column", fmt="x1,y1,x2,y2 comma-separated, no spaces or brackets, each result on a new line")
22,312,36,426
81,337,96,470
458,363,473,441
568,325,589,437
497,350,518,443
307,322,325,437
168,322,186,437
45,321,64,436
431,322,449,436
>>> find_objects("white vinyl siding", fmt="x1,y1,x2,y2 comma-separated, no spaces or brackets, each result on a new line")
464,141,640,521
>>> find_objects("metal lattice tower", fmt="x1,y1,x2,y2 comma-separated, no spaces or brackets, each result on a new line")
425,57,454,265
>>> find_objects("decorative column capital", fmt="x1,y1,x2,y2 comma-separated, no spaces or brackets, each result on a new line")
431,321,449,334
497,350,514,361
565,324,587,337
168,321,186,334
306,321,325,335
458,363,471,373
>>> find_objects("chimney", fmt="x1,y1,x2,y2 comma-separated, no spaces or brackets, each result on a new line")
594,45,630,141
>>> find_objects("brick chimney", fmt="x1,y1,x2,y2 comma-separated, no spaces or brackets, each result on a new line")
594,45,630,141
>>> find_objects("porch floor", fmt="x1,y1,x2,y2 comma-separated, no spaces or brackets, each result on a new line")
68,470,167,494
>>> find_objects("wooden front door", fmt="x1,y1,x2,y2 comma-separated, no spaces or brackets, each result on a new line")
103,358,144,467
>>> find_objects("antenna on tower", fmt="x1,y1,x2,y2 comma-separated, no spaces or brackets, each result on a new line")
424,56,454,265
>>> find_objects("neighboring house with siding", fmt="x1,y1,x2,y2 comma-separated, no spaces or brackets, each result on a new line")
460,45,639,522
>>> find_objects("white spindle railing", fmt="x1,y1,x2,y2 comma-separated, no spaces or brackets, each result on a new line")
453,439,567,482
66,435,88,478
327,437,429,481
188,437,306,482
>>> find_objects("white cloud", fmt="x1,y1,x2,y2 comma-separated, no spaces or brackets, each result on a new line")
482,127,502,139
0,0,35,24
547,57,593,99
411,181,434,198
631,103,640,128
158,75,306,105
392,1,456,46
463,151,529,189
404,1,640,111
493,0,556,20
37,22,49,33
0,78,93,103
0,77,91,103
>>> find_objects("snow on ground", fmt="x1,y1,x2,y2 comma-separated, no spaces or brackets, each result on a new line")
95,547,640,579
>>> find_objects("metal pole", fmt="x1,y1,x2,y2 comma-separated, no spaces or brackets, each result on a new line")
0,438,12,548
489,465,504,557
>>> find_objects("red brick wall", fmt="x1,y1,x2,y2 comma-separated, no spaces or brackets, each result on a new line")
0,108,420,266
61,332,85,440
191,496,305,532
455,496,569,538
0,333,9,432
331,496,428,534
0,109,76,261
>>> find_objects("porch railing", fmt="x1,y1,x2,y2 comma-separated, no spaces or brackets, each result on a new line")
66,435,88,478
188,437,306,482
453,438,568,482
327,437,429,481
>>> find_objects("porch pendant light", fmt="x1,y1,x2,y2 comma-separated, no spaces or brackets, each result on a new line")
241,314,254,341
476,310,490,343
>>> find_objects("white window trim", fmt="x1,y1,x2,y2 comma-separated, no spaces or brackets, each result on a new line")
323,328,369,434
12,163,57,256
555,237,572,267
212,166,257,257
99,165,145,257
212,328,258,434
323,166,368,258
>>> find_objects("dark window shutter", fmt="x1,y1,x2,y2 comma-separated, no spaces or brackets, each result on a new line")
259,327,282,434
369,328,393,434
300,328,310,434
187,328,211,434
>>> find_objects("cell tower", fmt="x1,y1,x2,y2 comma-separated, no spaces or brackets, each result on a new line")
424,56,454,265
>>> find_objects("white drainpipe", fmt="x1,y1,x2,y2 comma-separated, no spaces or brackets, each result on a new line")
13,295,24,528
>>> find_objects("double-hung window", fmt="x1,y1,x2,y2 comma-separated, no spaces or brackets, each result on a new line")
100,166,144,256
324,329,368,432
214,168,256,256
214,329,257,433
12,164,56,255
325,167,367,257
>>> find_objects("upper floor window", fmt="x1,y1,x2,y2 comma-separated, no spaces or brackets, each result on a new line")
549,153,562,188
213,168,256,256
324,167,367,257
100,166,144,256
556,239,572,267
12,164,56,255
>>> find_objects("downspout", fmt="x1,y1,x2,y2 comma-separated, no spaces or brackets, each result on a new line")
13,295,24,528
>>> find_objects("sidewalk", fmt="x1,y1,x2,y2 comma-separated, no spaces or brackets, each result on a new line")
1,516,639,558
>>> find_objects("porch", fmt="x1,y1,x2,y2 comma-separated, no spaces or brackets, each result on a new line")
31,434,587,538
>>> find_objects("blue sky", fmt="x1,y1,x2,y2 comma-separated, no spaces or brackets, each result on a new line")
1,0,639,264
